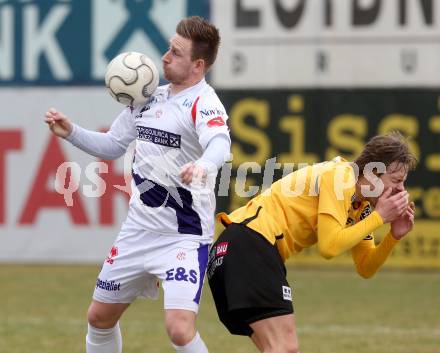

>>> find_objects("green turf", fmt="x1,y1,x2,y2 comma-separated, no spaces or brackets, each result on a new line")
0,265,439,353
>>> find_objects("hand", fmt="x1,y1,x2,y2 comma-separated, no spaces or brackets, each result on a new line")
44,108,73,138
179,162,206,185
375,188,409,223
391,202,415,240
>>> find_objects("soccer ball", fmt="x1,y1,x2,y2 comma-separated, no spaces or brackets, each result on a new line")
105,52,159,107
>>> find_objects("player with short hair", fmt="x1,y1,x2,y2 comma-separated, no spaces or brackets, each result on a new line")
45,16,229,353
208,132,417,353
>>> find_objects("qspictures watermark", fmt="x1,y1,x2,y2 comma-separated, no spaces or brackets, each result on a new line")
54,151,388,208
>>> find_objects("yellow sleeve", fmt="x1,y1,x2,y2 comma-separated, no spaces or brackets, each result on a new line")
316,169,384,258
317,169,350,227
351,232,399,278
317,211,383,258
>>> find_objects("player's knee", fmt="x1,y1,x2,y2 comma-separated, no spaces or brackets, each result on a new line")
165,313,196,346
280,330,299,353
259,332,299,353
166,322,196,346
283,339,299,353
264,342,299,353
261,340,299,353
87,305,118,329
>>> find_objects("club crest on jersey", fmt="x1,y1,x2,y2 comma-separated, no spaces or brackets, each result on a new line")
176,251,186,261
207,116,225,127
105,246,118,265
352,201,361,210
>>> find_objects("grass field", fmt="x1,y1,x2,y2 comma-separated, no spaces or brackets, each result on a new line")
1,265,439,353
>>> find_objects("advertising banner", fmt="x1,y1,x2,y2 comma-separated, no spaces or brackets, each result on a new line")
216,89,440,268
0,0,207,85
0,88,130,262
1,88,439,267
212,0,440,88
1,1,439,269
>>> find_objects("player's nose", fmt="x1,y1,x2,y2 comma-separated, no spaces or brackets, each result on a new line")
162,50,171,63
393,185,405,195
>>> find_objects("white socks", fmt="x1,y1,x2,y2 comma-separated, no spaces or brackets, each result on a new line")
172,331,209,353
86,323,207,353
86,322,122,353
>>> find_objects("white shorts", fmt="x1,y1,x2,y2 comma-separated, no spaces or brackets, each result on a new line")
93,227,210,313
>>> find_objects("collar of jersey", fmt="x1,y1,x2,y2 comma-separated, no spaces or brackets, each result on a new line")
166,78,206,100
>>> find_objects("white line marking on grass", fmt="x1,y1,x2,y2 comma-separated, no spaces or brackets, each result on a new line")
299,324,440,337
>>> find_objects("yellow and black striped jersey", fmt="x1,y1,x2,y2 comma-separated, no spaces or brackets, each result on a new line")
218,157,399,278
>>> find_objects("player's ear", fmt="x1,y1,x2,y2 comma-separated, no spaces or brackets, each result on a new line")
193,58,205,74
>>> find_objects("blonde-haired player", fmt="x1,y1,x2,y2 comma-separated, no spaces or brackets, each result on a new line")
46,16,229,353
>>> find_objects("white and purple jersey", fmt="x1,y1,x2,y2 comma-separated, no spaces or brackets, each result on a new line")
105,79,230,242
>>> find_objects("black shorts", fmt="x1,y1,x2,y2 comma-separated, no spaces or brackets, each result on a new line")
207,223,294,336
